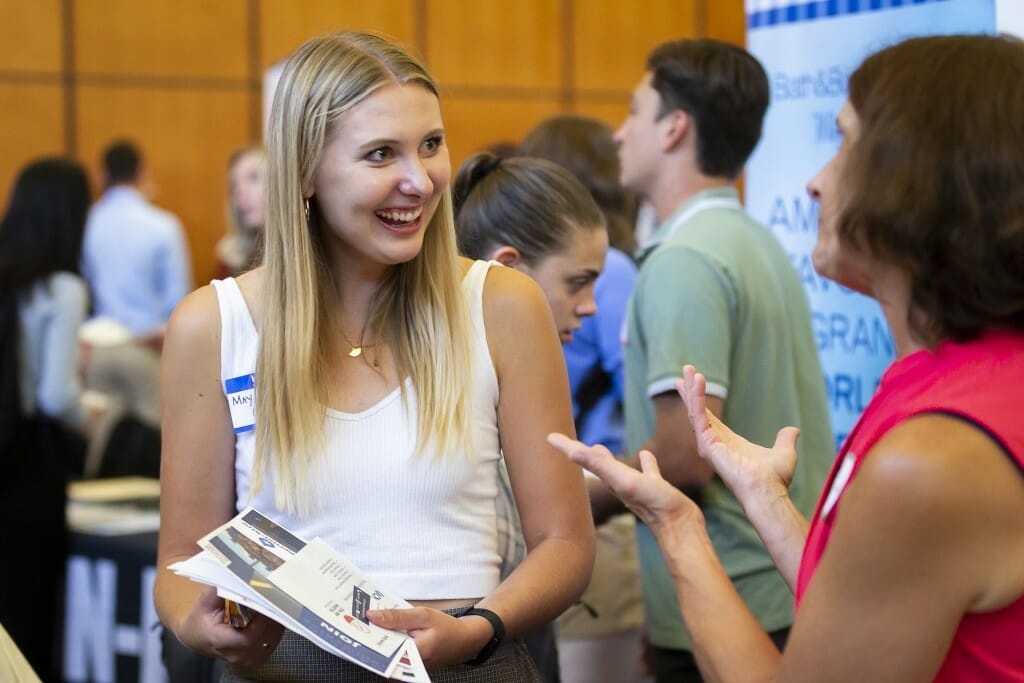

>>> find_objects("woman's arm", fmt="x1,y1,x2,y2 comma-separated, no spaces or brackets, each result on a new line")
480,265,596,631
154,284,282,666
35,273,90,431
553,412,1024,682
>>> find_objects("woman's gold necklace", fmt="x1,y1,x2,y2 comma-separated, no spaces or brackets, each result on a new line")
339,328,385,368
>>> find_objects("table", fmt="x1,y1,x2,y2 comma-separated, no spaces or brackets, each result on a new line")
62,531,165,683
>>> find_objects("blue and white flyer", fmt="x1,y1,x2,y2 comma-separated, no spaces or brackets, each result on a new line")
170,507,430,681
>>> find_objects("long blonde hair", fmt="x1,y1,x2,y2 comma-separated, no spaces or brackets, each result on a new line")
256,32,472,513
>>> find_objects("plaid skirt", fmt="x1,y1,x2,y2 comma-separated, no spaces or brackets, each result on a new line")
221,618,540,683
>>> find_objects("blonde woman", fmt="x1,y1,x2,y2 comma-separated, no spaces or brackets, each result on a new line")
154,32,594,682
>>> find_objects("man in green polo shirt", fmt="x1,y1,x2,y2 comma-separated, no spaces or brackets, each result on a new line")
585,39,833,682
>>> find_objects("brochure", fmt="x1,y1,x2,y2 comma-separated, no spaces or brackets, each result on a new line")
170,507,430,681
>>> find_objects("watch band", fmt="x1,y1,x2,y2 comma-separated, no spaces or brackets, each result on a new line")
455,606,505,666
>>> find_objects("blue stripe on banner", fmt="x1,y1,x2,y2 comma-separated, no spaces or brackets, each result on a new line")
747,0,949,29
234,423,254,434
225,373,255,393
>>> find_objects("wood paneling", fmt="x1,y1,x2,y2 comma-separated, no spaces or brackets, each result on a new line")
574,0,700,93
573,99,630,133
428,0,562,90
443,97,562,170
76,87,250,284
260,0,416,70
0,0,747,281
707,1,747,46
75,0,249,79
0,84,64,204
0,1,61,72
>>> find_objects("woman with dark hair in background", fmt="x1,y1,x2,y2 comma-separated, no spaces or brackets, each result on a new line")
0,157,104,679
453,151,609,682
550,34,1024,681
519,116,645,683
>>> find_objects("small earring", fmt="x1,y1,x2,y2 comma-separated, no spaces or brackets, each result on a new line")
303,198,311,222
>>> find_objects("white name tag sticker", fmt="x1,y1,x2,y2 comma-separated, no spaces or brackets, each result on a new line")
225,373,255,434
821,452,856,520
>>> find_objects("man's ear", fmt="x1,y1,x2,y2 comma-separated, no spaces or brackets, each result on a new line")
489,245,523,268
662,109,690,153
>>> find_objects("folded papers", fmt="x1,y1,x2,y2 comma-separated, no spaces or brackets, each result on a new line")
170,507,430,681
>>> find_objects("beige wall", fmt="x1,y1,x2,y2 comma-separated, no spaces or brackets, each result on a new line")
0,0,744,285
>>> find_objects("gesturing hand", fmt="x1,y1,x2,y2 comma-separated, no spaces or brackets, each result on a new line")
678,365,799,508
545,433,703,542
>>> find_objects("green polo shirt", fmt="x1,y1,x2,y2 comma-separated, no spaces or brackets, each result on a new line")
624,187,833,651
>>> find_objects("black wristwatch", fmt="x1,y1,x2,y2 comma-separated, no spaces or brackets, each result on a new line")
455,606,505,666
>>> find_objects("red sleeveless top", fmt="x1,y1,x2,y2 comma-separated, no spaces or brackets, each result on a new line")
796,331,1024,681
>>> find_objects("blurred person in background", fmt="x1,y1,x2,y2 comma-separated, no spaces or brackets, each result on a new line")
215,145,266,279
519,116,645,683
83,139,192,348
79,140,190,477
0,157,107,680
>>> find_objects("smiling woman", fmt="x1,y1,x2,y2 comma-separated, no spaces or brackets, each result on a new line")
153,31,594,683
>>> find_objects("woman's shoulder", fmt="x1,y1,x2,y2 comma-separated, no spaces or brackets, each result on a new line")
47,270,87,295
477,260,546,312
848,413,1024,610
42,271,88,311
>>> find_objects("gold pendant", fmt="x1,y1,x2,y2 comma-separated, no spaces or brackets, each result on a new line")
348,346,362,358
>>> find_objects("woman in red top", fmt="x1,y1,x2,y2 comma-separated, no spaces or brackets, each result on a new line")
549,34,1024,681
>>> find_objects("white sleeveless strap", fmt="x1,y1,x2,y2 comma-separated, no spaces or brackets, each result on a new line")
210,278,259,434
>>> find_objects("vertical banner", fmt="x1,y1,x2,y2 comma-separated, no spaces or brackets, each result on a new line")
744,0,996,449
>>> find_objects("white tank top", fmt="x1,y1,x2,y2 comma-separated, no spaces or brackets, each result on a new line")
210,260,502,599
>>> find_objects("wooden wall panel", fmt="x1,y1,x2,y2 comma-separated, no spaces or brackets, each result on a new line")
75,0,249,78
0,0,747,277
428,0,561,90
572,99,630,133
574,0,700,93
0,0,61,72
707,1,746,46
260,0,416,70
0,84,64,203
76,87,251,285
443,97,562,170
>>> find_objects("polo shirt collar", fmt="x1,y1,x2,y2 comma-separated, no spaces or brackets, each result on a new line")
635,187,742,262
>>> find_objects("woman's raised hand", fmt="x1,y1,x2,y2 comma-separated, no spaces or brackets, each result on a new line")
545,434,702,538
678,365,800,508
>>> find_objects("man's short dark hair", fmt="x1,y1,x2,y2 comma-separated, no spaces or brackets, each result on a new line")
102,140,142,184
647,39,769,180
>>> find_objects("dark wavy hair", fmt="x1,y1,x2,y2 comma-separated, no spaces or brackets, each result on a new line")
647,39,769,180
0,157,92,290
452,152,605,266
839,34,1024,344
